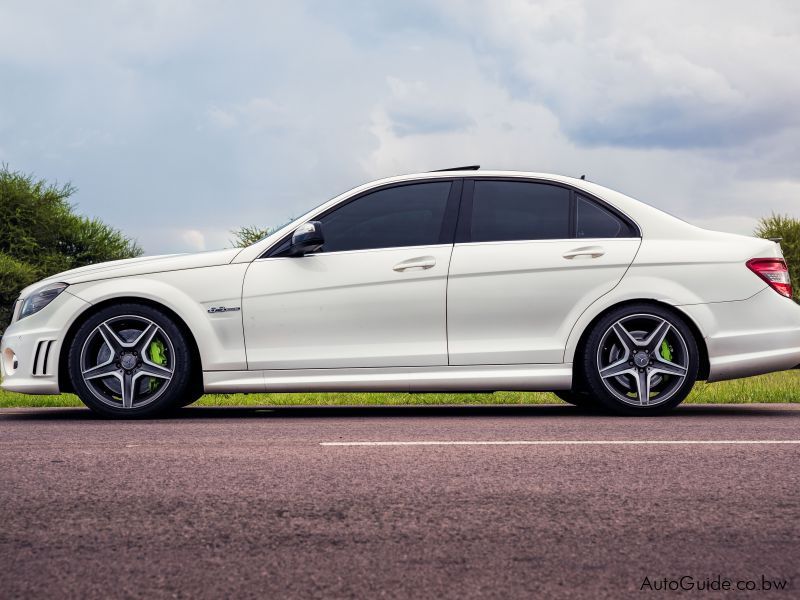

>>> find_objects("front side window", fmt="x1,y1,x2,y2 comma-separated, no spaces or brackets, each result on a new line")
319,182,451,252
470,181,570,242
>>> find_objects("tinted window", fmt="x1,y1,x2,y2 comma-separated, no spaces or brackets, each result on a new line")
576,195,633,238
470,181,570,242
319,182,451,252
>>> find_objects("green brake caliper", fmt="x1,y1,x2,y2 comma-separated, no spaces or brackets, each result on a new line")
660,340,673,362
148,338,167,392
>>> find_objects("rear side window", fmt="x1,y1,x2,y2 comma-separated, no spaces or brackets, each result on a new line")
320,181,451,252
470,181,570,242
576,195,636,238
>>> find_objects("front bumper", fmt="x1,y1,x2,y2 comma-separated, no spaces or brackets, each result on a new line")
1,292,90,394
680,288,800,382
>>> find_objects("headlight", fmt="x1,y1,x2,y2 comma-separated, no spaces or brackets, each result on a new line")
19,283,69,320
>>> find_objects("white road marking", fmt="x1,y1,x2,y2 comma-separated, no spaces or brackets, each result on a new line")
321,440,800,446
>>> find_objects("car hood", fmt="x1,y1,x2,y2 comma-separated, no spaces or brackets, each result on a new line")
20,248,243,297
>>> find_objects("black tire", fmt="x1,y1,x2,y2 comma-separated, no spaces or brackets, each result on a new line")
176,390,204,408
554,390,598,409
68,303,195,418
580,303,699,416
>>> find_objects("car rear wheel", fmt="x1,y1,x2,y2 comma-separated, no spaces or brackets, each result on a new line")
581,304,699,415
68,303,194,418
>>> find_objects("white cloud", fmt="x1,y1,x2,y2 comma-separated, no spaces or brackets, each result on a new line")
444,0,800,148
0,0,797,254
690,215,759,236
180,229,206,252
205,106,238,130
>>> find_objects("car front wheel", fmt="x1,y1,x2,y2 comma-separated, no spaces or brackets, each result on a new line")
68,303,194,418
580,304,699,415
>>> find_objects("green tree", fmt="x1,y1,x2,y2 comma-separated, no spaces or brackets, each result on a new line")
0,165,143,330
230,217,296,248
230,225,275,248
755,213,799,303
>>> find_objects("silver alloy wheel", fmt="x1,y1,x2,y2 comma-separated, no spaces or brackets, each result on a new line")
79,315,175,410
595,313,689,407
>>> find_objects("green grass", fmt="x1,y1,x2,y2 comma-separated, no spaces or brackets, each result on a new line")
1,370,797,408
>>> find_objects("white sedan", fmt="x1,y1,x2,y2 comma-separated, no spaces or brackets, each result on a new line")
2,168,799,417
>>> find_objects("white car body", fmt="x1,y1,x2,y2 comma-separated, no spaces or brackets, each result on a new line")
3,170,800,400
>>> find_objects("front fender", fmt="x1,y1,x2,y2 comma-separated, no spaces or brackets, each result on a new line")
67,264,249,371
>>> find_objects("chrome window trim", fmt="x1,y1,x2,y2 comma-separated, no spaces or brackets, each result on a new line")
452,237,641,248
255,243,453,261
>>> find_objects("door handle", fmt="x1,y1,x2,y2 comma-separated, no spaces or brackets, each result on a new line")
393,256,436,272
562,246,605,259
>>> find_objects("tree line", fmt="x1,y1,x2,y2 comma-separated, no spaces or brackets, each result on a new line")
1,166,142,329
1,166,798,332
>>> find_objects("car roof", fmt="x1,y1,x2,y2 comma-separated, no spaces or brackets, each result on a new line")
368,169,587,187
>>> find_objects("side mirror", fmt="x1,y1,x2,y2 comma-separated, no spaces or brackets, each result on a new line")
289,221,324,256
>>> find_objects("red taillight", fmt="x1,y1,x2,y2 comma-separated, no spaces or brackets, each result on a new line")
747,258,793,298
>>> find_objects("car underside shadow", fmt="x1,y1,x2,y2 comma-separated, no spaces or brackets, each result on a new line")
0,403,797,421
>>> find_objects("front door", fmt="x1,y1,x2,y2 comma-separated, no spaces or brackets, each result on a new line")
242,180,460,369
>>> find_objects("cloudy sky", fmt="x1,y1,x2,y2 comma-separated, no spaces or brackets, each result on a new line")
1,0,798,254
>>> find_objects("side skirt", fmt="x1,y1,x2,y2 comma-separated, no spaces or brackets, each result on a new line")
203,364,572,394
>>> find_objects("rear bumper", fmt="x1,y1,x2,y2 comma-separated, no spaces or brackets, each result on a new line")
680,289,800,382
0,292,89,394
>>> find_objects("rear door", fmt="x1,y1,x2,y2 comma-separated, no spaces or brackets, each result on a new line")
447,179,641,365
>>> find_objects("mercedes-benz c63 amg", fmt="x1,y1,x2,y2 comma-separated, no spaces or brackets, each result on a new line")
2,168,799,417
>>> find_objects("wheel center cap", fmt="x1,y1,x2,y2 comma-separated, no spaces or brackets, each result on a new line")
634,351,650,368
120,353,137,370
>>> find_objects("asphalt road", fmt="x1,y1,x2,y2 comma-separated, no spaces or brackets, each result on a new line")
1,404,799,599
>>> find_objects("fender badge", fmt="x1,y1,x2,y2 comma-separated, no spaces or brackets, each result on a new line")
208,306,241,314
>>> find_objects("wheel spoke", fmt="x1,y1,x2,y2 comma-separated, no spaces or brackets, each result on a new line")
612,322,641,352
635,370,651,405
82,361,120,381
137,362,172,381
643,319,671,353
121,371,135,409
98,322,125,353
132,322,159,353
599,359,633,379
651,358,688,378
